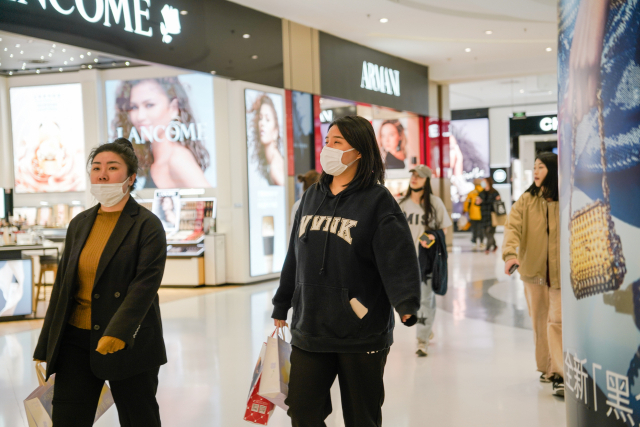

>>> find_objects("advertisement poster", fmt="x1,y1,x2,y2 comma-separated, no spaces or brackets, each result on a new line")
558,1,640,426
245,89,287,277
292,91,315,200
0,260,32,318
105,74,217,189
152,189,181,232
10,84,86,193
449,118,490,217
373,115,420,179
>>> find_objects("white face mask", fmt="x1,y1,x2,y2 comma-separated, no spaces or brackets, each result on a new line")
320,146,358,176
90,177,130,207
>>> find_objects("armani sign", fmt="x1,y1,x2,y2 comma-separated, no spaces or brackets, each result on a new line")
360,61,400,97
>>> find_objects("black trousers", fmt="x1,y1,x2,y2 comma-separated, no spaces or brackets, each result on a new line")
52,325,161,427
285,346,389,427
484,226,497,250
470,220,484,243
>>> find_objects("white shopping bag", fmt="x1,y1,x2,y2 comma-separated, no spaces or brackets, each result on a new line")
24,362,114,426
258,327,292,411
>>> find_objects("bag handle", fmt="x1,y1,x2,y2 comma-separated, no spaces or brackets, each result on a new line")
570,88,610,220
35,362,47,386
271,326,289,341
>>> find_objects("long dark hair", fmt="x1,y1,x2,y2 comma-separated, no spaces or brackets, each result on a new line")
88,138,139,191
320,116,385,191
484,176,497,193
401,178,438,230
249,94,282,185
526,152,558,201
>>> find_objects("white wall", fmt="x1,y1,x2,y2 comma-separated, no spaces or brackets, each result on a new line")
488,102,557,167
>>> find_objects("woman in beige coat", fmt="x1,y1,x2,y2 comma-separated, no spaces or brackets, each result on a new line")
503,152,562,397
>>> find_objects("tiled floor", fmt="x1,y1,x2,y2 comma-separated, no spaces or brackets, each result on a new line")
0,233,567,427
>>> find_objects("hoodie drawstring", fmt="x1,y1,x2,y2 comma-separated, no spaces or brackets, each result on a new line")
319,192,343,276
300,190,327,243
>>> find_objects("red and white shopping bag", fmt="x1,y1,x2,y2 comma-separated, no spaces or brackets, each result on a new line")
244,343,275,425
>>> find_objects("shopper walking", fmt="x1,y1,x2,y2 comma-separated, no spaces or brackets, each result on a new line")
398,165,451,357
478,177,501,254
464,179,484,250
502,152,563,397
33,138,168,426
272,116,421,427
289,169,321,238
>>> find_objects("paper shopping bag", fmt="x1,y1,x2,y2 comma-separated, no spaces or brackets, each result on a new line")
258,328,292,411
24,362,114,426
244,343,275,425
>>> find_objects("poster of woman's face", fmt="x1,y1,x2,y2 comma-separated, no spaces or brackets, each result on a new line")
449,118,490,214
10,84,86,193
0,260,32,318
373,116,420,178
245,89,287,277
105,74,217,189
152,189,181,232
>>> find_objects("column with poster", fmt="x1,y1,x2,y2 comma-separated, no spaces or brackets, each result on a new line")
245,90,287,277
559,1,640,426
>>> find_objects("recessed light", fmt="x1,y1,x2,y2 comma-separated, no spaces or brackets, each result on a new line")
48,53,52,57
20,50,24,54
546,47,552,52
52,44,56,48
9,54,13,58
380,18,389,23
485,30,493,35
36,69,40,74
94,58,98,63
40,56,44,59
465,48,471,52
180,10,188,15
70,57,74,61
3,48,7,51
125,61,130,66
87,52,91,56
9,71,13,75
62,48,66,52
15,44,20,48
210,70,216,75
519,89,524,93
59,68,63,72
251,55,258,59
80,54,84,58
243,34,250,39
64,61,68,65
88,65,92,69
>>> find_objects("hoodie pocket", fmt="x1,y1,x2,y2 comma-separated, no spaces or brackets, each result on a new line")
292,283,362,338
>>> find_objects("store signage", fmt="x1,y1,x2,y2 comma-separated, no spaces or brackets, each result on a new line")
539,116,558,132
319,110,333,123
493,168,507,183
360,61,400,97
115,122,204,144
8,0,181,44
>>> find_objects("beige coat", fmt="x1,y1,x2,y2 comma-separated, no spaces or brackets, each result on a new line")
502,192,560,289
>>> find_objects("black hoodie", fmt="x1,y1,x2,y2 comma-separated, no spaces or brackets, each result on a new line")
271,178,421,353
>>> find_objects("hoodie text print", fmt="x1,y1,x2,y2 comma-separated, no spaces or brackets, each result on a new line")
272,178,422,353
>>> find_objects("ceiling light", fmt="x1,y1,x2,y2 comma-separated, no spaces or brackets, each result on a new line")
36,69,40,74
88,65,92,69
62,48,66,52
546,47,552,52
3,48,7,51
52,44,56,48
87,52,91,56
40,56,44,59
64,61,68,65
180,10,188,15
93,58,98,63
9,54,13,58
0,38,3,42
485,30,493,35
48,53,52,57
519,89,524,93
70,57,74,61
243,34,250,39
15,44,20,48
20,50,24,54
465,48,471,52
251,55,258,59
59,68,63,72
80,54,84,58
125,61,130,66
210,70,216,75
9,71,13,75
81,65,86,68
380,18,389,23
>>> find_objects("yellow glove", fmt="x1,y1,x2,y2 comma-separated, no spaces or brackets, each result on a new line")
96,336,126,355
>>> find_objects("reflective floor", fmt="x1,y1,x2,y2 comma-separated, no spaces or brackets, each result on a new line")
0,233,566,427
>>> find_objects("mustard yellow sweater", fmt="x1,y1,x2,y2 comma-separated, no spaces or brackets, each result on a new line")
68,209,121,330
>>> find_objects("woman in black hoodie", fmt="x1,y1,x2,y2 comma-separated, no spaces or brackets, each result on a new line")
272,116,421,427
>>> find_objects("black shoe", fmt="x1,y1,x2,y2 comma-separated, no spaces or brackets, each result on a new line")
540,373,551,383
552,375,565,397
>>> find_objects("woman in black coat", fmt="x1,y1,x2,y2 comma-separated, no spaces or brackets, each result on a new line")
33,138,167,427
478,177,501,253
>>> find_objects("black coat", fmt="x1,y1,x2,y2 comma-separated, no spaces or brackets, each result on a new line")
419,229,448,295
34,197,168,381
479,190,500,228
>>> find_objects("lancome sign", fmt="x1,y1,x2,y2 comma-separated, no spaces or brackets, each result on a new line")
8,0,182,44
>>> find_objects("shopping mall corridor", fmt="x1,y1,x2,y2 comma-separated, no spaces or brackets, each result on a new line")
0,234,566,427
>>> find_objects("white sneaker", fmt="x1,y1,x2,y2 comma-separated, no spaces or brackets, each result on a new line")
416,341,428,357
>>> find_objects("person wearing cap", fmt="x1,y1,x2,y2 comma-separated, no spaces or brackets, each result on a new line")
398,165,452,356
289,170,321,239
